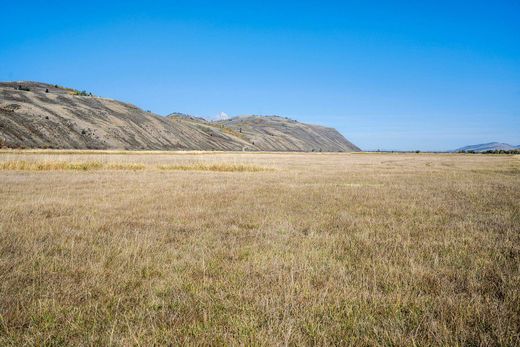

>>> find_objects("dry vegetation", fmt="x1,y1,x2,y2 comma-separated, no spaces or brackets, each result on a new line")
158,163,270,172
0,160,268,173
0,151,519,346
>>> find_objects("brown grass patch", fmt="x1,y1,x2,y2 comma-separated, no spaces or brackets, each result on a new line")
0,160,268,172
0,152,518,345
105,163,146,170
158,163,270,172
0,160,144,171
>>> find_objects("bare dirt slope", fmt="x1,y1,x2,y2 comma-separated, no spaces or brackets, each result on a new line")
0,81,360,151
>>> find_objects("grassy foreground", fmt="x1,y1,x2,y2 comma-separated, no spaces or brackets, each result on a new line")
0,151,519,345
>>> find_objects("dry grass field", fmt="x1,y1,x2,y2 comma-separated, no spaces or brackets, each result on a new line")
0,150,519,346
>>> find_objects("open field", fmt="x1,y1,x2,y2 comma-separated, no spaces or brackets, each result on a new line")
0,151,519,345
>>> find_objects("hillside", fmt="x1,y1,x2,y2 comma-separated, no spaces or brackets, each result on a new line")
0,82,249,150
0,82,360,152
216,115,360,152
454,142,518,152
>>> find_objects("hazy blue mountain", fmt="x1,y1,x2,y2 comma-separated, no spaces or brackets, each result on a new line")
454,142,517,152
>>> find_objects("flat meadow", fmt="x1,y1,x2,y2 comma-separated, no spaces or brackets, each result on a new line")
0,150,518,345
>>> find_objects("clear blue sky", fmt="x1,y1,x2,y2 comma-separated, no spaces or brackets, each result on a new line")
1,1,519,150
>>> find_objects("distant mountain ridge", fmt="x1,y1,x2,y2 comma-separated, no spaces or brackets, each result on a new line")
0,81,360,152
454,142,519,152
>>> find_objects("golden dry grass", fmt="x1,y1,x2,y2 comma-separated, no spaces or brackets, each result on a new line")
158,163,270,172
0,160,147,171
0,160,102,171
0,151,519,346
0,160,268,172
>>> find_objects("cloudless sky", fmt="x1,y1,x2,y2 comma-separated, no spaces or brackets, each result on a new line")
1,0,519,150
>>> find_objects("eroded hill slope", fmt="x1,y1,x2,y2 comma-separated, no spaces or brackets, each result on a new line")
0,82,360,151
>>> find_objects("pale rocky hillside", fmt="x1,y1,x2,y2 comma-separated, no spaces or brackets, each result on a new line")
0,82,360,151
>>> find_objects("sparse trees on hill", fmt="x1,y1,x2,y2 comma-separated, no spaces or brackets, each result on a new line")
72,90,91,96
